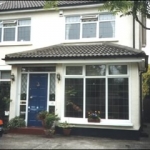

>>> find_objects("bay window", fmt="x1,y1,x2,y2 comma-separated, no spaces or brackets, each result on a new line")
65,13,115,40
0,18,31,42
64,64,129,121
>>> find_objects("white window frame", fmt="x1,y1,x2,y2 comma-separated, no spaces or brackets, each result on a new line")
0,18,31,43
63,63,131,126
65,13,116,41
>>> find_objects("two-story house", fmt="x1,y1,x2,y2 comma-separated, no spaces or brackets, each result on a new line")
0,1,148,139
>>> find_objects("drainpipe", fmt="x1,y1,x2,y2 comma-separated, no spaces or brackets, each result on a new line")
133,15,135,48
140,55,148,133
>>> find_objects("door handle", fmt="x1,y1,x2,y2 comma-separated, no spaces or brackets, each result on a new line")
30,96,33,99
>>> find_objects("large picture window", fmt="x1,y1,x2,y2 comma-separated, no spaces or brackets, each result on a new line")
64,64,129,120
0,18,31,42
65,13,115,40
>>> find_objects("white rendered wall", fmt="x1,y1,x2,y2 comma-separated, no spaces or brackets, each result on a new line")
0,7,140,68
54,62,140,130
142,19,150,63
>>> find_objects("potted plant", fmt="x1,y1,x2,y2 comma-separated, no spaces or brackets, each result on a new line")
57,121,75,136
87,111,101,123
37,112,60,137
37,111,49,127
7,116,25,133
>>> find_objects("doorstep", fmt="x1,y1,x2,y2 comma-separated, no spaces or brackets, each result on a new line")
8,127,45,135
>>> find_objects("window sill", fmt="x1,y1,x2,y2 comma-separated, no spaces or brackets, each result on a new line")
0,42,32,47
61,118,133,128
63,38,119,44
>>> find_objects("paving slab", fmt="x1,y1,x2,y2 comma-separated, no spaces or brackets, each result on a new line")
0,124,150,149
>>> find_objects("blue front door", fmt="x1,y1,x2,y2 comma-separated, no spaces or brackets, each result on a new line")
28,74,48,127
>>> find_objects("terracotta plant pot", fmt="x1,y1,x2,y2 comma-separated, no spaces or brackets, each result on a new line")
88,118,100,123
44,129,55,138
63,128,72,136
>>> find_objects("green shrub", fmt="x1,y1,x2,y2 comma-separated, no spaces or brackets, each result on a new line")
37,111,49,120
142,64,150,98
44,113,60,129
7,116,25,129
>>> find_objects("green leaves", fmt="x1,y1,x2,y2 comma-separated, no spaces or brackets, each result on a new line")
142,64,150,97
57,121,75,129
44,0,58,10
7,116,25,129
99,1,133,16
99,1,150,29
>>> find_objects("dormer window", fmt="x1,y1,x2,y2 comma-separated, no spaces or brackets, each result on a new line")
0,18,31,42
65,13,115,40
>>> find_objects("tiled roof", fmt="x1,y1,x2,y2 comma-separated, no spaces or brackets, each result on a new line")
4,42,146,61
0,0,101,11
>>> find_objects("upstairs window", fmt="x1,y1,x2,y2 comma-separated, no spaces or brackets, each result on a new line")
0,18,31,42
65,14,115,40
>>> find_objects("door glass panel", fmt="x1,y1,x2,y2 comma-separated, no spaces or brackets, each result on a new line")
20,74,27,100
49,73,55,101
20,105,26,119
49,106,55,114
21,67,56,72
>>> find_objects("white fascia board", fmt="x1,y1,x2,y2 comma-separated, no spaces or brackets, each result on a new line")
5,58,144,65
0,4,103,15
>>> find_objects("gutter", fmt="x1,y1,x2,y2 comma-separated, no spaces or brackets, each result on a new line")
0,3,103,15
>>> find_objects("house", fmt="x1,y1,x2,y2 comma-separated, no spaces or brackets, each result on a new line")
0,1,148,139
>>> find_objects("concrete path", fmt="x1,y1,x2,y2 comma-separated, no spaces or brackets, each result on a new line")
0,124,150,149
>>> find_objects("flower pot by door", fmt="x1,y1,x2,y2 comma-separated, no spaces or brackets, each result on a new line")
63,128,71,136
44,129,55,138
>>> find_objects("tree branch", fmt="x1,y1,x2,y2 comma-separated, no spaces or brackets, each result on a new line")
134,13,150,30
133,1,150,30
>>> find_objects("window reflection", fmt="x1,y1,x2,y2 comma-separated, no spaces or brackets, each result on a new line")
65,78,83,118
109,65,127,75
86,65,106,76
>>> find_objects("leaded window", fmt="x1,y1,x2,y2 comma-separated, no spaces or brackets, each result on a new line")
65,13,115,40
0,18,31,42
64,64,129,120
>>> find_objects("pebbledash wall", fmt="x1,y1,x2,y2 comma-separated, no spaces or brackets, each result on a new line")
0,5,143,132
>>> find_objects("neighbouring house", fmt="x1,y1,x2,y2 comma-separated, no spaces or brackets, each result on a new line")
0,1,148,139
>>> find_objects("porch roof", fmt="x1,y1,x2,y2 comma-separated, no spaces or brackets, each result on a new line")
4,42,147,61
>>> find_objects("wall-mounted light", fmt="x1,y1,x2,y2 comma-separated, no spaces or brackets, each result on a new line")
10,74,15,81
59,10,63,17
56,73,61,81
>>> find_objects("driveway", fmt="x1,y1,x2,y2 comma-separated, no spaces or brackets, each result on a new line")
0,124,150,149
